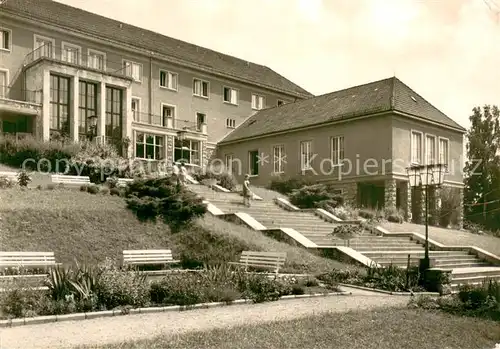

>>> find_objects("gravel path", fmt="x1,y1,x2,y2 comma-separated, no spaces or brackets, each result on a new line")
0,292,409,349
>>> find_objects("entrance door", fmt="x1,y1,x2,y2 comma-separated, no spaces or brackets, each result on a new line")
248,150,259,176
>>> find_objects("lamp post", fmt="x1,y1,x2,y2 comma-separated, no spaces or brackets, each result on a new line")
87,115,98,142
406,163,447,271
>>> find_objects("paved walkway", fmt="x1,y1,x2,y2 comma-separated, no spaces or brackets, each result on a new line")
0,289,409,349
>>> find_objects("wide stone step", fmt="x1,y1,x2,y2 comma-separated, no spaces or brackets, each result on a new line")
433,257,484,264
361,251,472,258
438,262,490,269
451,274,500,289
450,267,500,279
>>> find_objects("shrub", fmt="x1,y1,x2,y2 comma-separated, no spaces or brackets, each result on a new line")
439,187,462,228
331,224,363,245
80,185,88,192
107,176,119,189
364,264,422,292
100,187,110,195
289,184,343,209
193,169,238,191
174,225,255,268
46,184,56,190
97,260,150,309
384,207,404,223
17,170,31,187
87,184,100,194
0,175,15,189
0,135,79,171
358,209,376,220
125,177,207,231
109,188,121,196
329,205,358,220
268,177,313,195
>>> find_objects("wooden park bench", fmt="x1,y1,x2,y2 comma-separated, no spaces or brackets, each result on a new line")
51,174,91,186
0,251,59,288
117,178,134,187
0,251,59,272
122,249,180,269
0,171,18,181
229,251,287,275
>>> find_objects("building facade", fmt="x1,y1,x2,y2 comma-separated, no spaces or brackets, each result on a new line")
0,0,311,169
216,77,466,226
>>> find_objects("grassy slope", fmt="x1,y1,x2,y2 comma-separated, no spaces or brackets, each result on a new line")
0,188,347,273
81,308,500,349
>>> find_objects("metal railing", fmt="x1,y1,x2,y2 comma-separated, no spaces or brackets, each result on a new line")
24,44,133,79
0,85,42,104
133,111,202,132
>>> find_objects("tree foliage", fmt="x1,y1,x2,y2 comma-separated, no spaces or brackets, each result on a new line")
464,105,500,229
124,176,207,231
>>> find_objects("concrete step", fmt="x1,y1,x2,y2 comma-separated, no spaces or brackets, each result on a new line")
361,251,472,258
450,267,500,279
451,274,500,289
437,262,490,269
432,257,484,264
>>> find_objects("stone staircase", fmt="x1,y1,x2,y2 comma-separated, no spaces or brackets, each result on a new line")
188,183,500,290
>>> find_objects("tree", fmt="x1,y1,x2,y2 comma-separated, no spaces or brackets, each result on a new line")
464,105,500,230
124,176,207,232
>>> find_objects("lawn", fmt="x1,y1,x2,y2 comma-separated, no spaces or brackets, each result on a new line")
0,188,347,273
382,222,500,257
78,308,500,349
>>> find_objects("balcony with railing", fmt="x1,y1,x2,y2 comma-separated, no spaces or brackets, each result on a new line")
23,44,134,80
0,84,42,115
132,111,207,135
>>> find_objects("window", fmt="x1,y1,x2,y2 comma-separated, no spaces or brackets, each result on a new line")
425,134,436,165
123,60,142,82
34,35,54,59
273,145,285,174
277,100,284,107
78,81,97,139
61,42,81,65
439,138,449,167
0,70,7,98
411,131,423,164
249,150,259,176
136,133,164,160
226,118,236,128
223,87,238,105
0,28,11,51
193,78,209,98
225,154,234,173
105,86,123,154
88,49,106,70
50,74,70,136
131,98,140,121
159,70,178,90
251,94,265,110
300,141,313,171
161,104,175,127
174,138,201,165
331,136,344,165
196,112,206,131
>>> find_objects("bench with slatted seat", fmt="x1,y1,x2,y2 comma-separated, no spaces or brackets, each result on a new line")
0,251,59,288
51,174,91,186
117,178,134,187
229,251,287,275
122,249,180,269
0,171,18,182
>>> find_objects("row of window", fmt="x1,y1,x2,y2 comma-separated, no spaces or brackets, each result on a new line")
0,27,286,111
411,130,449,166
224,137,345,176
135,132,202,164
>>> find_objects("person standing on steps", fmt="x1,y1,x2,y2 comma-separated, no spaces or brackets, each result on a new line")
179,162,188,186
242,174,252,207
172,162,180,185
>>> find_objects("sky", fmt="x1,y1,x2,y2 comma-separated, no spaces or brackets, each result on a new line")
56,0,500,130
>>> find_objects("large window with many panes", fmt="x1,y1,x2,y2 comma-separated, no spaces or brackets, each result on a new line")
50,74,70,136
174,138,201,165
135,133,164,160
105,86,123,153
78,81,97,139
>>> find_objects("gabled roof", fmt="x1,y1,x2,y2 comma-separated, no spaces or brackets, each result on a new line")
0,0,313,98
219,77,466,144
